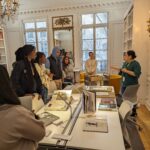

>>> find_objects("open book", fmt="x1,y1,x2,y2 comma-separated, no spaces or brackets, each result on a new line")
45,90,72,111
38,112,59,126
83,90,96,113
83,117,108,133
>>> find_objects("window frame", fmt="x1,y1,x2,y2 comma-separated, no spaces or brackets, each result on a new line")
81,12,108,73
23,19,49,57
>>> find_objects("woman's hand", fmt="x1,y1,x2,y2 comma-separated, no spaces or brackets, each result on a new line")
121,68,128,73
121,68,136,76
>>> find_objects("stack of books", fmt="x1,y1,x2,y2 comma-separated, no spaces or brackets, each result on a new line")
98,97,117,111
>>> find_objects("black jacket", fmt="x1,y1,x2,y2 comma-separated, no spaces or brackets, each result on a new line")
11,59,43,96
48,55,62,80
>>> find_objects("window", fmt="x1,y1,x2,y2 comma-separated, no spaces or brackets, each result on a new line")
81,13,108,72
24,20,49,57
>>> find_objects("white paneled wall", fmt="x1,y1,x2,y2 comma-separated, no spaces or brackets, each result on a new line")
109,21,124,74
132,0,150,108
6,3,129,72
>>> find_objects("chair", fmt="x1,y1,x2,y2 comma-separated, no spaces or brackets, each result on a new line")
122,84,140,104
122,84,142,131
119,100,133,148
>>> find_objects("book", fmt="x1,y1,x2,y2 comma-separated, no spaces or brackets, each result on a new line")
83,90,96,113
84,86,112,92
44,90,72,111
39,112,59,126
100,97,115,104
83,118,108,133
96,92,115,98
98,104,117,110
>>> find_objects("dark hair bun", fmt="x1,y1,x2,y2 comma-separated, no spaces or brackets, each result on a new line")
127,50,136,59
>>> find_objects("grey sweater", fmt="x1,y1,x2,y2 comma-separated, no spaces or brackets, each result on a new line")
0,104,45,150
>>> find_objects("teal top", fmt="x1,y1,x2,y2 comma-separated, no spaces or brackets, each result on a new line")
118,62,128,75
121,60,141,87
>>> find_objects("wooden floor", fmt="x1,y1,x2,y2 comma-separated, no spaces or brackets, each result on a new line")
137,105,150,150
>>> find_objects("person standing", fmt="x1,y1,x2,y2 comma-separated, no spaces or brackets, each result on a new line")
0,65,45,150
120,50,141,94
11,45,43,98
47,47,62,89
62,56,74,83
34,52,57,102
85,52,97,75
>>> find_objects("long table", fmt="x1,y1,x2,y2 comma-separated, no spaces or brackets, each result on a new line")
66,111,125,150
38,87,125,150
38,93,82,149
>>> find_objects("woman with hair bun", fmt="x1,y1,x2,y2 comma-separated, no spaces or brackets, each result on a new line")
120,50,141,94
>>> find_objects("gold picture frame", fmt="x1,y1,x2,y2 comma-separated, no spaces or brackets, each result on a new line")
52,15,73,29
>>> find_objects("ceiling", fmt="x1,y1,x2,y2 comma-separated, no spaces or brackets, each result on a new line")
19,0,132,11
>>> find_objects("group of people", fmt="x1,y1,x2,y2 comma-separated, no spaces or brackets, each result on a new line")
0,46,141,150
11,45,74,103
0,45,75,149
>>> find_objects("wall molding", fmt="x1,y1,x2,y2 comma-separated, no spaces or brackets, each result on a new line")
19,0,131,15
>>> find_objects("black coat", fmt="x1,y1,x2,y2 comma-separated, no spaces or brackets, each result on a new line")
48,55,62,80
11,59,43,96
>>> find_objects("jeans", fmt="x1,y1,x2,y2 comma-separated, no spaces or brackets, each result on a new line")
121,86,126,95
41,86,48,104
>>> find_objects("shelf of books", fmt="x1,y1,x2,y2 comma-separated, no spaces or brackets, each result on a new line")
0,27,7,69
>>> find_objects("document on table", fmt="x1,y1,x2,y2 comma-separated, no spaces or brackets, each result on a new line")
83,118,108,133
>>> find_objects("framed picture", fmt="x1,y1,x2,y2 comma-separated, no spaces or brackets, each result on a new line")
52,15,73,29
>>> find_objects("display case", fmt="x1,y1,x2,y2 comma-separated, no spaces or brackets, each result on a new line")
0,28,7,68
123,7,133,50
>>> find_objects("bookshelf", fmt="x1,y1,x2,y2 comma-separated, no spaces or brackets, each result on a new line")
0,28,7,68
123,7,133,50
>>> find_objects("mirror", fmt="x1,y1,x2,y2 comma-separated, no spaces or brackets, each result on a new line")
52,15,74,60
